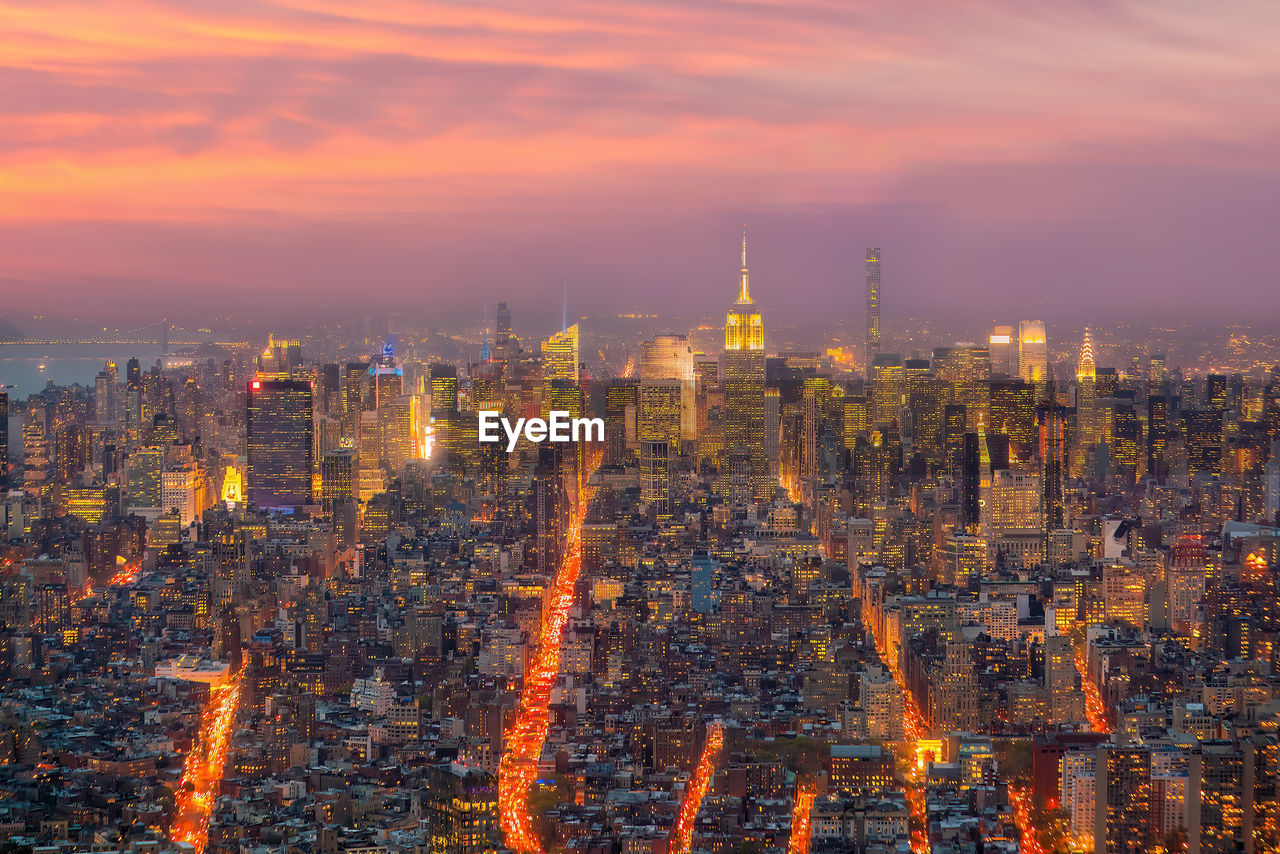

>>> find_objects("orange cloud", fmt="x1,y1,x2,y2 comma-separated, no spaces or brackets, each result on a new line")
1,0,1278,321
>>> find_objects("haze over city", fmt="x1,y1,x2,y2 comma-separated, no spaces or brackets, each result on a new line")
3,1,1280,323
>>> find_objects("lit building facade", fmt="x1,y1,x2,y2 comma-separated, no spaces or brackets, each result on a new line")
719,234,769,503
246,378,314,509
1019,320,1048,387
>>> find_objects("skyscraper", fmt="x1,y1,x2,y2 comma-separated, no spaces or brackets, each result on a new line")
1077,327,1096,383
1147,394,1171,482
494,301,513,367
1045,634,1083,723
542,323,579,384
638,380,682,450
126,445,164,517
1019,320,1048,386
603,378,639,466
935,344,991,429
985,469,1042,537
1185,407,1223,483
869,353,904,425
908,377,948,470
428,363,461,467
1095,742,1152,854
640,333,696,440
531,443,565,575
989,325,1015,376
866,247,881,369
691,549,718,614
1191,742,1255,854
989,378,1037,460
424,763,501,854
246,378,314,509
1075,328,1099,473
429,363,459,412
94,361,118,425
639,379,681,513
1039,381,1066,562
320,447,356,513
719,232,769,503
343,361,371,420
372,356,403,409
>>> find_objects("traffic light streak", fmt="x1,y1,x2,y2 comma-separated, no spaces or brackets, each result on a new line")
787,780,817,854
1009,785,1048,854
498,451,601,853
171,672,243,854
863,596,930,853
1075,643,1113,733
671,722,724,854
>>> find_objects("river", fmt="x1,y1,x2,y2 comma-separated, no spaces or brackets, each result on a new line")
0,344,168,398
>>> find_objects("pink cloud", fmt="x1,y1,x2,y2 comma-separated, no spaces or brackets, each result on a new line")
0,0,1277,323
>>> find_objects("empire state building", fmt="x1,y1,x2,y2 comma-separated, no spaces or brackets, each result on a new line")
718,233,770,503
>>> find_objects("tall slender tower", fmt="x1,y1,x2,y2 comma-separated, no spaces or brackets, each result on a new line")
866,247,881,372
719,230,769,503
1074,328,1098,478
1019,320,1049,386
1077,327,1096,382
246,377,314,509
1039,374,1065,565
494,302,513,366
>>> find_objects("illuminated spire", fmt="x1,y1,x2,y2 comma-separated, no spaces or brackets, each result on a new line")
562,277,568,332
1077,327,1096,381
725,226,764,352
737,225,752,304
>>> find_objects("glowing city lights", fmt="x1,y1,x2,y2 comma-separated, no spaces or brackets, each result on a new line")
863,594,931,854
171,672,243,854
498,450,602,853
107,559,141,587
1075,644,1113,734
671,722,724,854
1009,786,1047,854
787,780,817,854
905,785,930,854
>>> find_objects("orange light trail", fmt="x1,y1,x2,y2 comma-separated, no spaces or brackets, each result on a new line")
782,470,802,505
72,559,141,603
1009,785,1047,854
905,785,929,854
787,780,817,854
671,722,724,854
863,595,930,853
1074,643,1112,734
862,598,928,741
107,560,141,587
498,449,602,853
171,671,243,854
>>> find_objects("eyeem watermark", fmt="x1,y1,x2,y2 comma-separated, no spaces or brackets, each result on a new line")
479,410,604,452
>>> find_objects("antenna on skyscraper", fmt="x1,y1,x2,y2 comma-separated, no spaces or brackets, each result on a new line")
562,277,568,332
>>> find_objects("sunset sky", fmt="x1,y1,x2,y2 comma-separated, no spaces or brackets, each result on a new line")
2,0,1278,328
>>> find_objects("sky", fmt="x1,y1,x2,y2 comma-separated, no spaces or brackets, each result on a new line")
2,0,1279,330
